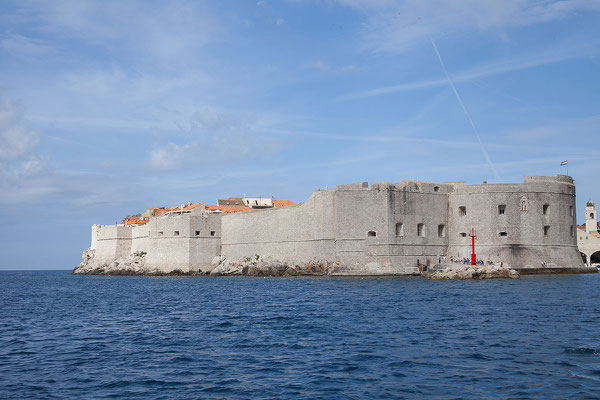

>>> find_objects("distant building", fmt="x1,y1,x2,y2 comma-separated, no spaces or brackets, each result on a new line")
242,198,273,208
578,200,600,266
217,197,244,207
218,197,297,209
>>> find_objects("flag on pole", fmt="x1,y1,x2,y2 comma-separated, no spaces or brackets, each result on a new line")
560,160,568,166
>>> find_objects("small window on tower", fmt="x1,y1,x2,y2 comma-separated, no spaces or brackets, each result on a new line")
395,223,404,236
570,206,574,216
543,226,550,236
591,212,595,219
499,231,508,237
367,231,376,237
434,186,440,192
460,232,467,237
210,231,216,236
195,231,200,236
438,224,446,237
521,199,528,212
459,206,467,216
498,205,506,215
570,226,574,237
174,231,179,236
543,204,549,215
417,223,425,237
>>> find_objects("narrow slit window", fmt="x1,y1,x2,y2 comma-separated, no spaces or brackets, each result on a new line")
499,231,508,237
543,204,549,215
521,199,527,212
417,223,425,237
570,206,574,217
543,226,550,236
460,232,467,237
498,205,506,215
570,226,574,237
438,224,446,237
395,223,404,236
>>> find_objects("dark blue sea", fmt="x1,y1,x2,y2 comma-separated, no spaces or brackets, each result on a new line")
1,271,600,399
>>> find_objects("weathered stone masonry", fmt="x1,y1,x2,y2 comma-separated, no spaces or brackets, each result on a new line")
81,175,590,274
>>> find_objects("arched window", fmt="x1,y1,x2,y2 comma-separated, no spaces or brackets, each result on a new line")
521,198,528,212
591,212,595,219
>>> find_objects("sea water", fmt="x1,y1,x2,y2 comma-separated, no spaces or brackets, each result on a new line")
1,271,599,399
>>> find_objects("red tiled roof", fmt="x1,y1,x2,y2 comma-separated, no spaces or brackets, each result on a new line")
205,205,252,214
182,203,204,211
122,216,149,225
273,200,296,207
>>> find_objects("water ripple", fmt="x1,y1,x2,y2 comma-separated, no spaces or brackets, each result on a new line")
0,271,599,399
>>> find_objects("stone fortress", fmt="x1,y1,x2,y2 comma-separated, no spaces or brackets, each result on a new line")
74,174,595,276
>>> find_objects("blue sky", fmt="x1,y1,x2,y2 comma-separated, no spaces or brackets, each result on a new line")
1,0,599,269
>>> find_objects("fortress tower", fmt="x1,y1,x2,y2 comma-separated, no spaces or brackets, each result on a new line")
586,201,597,233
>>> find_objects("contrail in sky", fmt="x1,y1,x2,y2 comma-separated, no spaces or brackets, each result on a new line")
430,37,500,180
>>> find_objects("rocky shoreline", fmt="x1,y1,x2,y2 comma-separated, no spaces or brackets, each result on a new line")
72,249,526,279
423,264,520,279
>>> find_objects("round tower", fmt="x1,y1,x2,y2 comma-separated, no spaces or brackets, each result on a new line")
586,200,597,233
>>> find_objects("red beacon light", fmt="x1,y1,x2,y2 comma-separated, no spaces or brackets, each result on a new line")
468,228,477,265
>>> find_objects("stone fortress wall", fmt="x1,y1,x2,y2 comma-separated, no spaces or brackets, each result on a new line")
86,175,587,274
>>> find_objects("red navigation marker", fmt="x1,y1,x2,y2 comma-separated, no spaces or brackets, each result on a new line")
468,228,477,266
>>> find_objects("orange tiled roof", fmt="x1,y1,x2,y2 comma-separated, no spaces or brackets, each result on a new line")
205,205,252,214
182,203,204,211
577,225,586,230
273,200,296,207
122,216,149,225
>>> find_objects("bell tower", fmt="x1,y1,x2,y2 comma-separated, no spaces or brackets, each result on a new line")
586,201,597,233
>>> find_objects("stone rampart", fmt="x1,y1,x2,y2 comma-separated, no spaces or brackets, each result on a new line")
447,175,581,271
77,174,590,275
221,190,336,263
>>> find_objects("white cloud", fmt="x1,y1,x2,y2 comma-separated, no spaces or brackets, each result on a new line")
0,34,55,54
31,0,220,64
330,0,600,53
0,97,40,165
147,108,285,171
338,37,598,100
